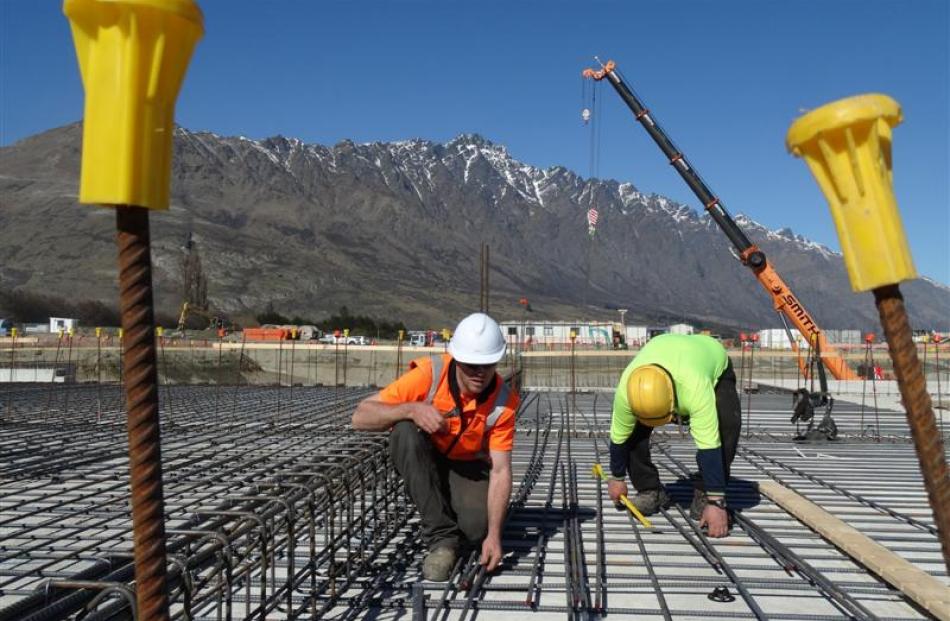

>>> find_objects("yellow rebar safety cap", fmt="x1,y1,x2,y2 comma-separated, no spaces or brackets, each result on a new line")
64,0,204,210
787,94,916,292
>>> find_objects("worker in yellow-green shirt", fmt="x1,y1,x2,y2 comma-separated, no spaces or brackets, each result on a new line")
608,334,741,538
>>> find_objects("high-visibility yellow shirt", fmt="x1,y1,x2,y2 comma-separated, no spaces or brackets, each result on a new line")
611,334,728,450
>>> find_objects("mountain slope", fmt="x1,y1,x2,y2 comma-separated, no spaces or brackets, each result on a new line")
1,123,947,330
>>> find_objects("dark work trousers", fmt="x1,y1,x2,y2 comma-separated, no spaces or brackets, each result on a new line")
389,421,489,550
626,359,742,493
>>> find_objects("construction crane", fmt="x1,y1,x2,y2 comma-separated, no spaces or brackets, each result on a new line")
583,59,859,380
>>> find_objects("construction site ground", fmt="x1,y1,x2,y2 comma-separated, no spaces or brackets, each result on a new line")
2,360,949,619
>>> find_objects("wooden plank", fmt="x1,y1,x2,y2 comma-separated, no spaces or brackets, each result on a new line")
758,479,950,620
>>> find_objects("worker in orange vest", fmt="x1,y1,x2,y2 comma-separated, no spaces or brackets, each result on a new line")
352,313,519,581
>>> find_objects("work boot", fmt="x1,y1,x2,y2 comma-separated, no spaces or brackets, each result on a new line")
629,487,670,515
422,545,456,582
690,488,708,520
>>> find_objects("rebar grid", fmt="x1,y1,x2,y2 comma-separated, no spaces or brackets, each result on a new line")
1,385,400,620
1,385,947,620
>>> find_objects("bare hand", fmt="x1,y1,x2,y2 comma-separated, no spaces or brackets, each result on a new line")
607,479,628,505
409,403,447,434
700,504,729,537
480,535,503,572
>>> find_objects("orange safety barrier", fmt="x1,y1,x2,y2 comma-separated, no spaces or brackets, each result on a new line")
243,328,291,341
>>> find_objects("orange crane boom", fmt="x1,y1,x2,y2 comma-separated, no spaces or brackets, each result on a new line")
583,59,859,380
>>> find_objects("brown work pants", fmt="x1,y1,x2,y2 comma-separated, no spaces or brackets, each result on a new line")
389,421,489,550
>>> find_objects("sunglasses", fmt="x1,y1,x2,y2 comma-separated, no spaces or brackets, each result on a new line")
458,362,496,373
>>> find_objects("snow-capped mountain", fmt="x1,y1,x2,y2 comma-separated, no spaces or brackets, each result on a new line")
1,123,947,331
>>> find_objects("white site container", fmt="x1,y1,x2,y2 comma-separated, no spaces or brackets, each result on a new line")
668,323,695,335
49,317,78,333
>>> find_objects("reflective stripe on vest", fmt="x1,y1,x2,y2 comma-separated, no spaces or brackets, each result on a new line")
426,357,508,430
425,355,444,404
486,381,510,429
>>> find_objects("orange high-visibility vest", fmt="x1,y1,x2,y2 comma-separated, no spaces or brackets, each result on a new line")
406,354,516,460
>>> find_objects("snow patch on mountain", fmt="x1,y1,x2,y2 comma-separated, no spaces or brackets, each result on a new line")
921,276,950,293
735,214,839,258
176,126,850,263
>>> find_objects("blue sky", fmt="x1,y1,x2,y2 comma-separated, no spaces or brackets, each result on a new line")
2,0,948,283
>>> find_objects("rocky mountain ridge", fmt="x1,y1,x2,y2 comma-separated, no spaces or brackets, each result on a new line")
1,123,947,331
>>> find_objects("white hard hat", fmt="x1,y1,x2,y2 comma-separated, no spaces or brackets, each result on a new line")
448,313,506,364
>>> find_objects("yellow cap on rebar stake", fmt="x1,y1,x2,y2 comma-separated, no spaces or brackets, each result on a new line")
787,94,916,292
64,0,204,210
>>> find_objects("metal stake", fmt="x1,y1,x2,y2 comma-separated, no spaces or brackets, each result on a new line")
874,284,950,571
116,205,170,620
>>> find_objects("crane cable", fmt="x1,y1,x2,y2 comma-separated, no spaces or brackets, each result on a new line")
582,76,603,307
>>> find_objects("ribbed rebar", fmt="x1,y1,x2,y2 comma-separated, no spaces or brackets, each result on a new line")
874,284,950,572
116,206,170,621
1,379,943,619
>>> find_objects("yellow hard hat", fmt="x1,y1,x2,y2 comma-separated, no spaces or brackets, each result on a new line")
627,365,675,427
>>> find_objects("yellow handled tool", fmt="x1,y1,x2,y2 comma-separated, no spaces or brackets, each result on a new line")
592,463,652,528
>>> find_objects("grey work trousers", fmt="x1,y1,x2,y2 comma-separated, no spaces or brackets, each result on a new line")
389,420,489,550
